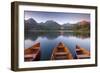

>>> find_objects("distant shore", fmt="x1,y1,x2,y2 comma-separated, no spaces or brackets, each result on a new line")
27,30,90,33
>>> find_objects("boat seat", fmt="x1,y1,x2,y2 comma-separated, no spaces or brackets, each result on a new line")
76,49,81,51
54,55,67,60
24,54,36,61
57,46,65,49
77,55,90,59
24,54,37,58
76,50,83,55
56,48,65,52
31,47,40,49
55,52,69,55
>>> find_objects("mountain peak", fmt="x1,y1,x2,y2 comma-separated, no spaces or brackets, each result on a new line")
25,18,37,25
78,20,90,25
44,20,60,26
45,20,57,23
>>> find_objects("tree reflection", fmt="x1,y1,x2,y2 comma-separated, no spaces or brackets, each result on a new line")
25,31,90,40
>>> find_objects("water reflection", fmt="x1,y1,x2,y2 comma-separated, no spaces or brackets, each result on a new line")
24,31,90,60
25,31,90,40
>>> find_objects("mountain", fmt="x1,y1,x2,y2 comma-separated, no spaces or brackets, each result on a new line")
25,18,38,30
73,20,90,31
24,18,90,31
77,20,90,26
45,20,60,26
25,18,61,30
25,18,37,25
61,23,75,30
63,23,71,26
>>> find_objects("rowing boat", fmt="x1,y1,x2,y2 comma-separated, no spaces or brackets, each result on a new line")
51,42,73,60
24,42,40,61
75,45,90,59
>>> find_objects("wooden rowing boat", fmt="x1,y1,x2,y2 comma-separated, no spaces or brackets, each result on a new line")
24,42,40,61
75,45,90,59
51,42,73,60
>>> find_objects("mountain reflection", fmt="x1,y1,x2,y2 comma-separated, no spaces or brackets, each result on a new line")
25,31,90,40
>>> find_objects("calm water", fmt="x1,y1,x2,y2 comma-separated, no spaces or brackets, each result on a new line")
24,31,90,60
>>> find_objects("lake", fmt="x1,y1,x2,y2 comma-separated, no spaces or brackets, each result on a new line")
24,31,90,61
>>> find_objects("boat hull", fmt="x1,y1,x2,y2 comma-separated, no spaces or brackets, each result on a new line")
75,45,90,59
24,43,40,61
51,42,73,60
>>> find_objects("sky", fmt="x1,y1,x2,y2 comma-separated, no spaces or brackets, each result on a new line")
24,11,90,25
